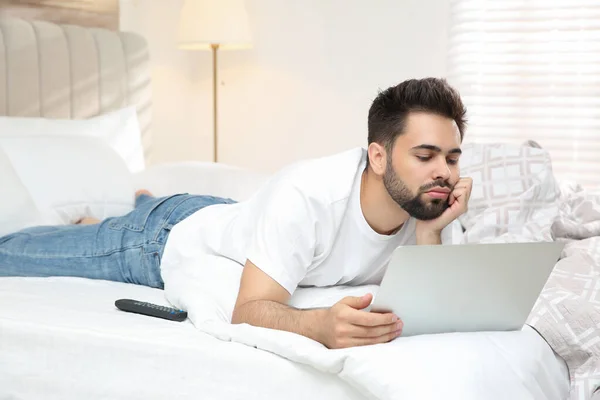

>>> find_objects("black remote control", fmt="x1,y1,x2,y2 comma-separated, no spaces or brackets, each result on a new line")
114,299,188,322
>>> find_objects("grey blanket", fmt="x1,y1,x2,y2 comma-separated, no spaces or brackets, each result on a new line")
461,180,600,399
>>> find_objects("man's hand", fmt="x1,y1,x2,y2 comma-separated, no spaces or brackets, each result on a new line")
317,293,402,349
416,176,473,241
233,261,402,349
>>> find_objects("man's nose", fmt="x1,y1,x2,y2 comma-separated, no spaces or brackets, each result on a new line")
433,159,451,181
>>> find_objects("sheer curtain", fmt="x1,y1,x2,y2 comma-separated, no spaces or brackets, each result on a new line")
447,0,600,190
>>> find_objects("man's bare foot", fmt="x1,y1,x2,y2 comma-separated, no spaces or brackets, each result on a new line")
135,189,153,199
76,217,101,225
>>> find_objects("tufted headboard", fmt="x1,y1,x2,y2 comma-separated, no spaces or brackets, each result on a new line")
0,17,153,162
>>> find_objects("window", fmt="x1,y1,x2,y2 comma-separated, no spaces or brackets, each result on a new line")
447,0,600,190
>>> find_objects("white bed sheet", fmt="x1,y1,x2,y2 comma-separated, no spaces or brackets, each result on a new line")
0,277,571,400
0,277,366,400
162,254,571,400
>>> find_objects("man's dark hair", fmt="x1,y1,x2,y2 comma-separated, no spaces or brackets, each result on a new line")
367,78,467,153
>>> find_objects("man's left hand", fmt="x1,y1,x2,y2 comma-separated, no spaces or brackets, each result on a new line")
415,177,473,237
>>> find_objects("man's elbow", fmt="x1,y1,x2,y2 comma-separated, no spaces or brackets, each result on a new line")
231,303,245,325
231,299,254,325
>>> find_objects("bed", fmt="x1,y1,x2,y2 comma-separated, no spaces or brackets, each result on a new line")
0,17,365,399
0,277,365,400
0,16,597,400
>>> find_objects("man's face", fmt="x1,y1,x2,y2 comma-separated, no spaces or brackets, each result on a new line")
383,112,462,221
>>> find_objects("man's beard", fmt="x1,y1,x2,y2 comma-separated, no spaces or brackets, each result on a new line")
382,159,451,221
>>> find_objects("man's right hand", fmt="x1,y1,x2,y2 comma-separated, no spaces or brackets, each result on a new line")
318,294,402,349
233,260,402,349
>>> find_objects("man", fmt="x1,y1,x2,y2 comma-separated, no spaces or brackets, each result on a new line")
0,77,472,349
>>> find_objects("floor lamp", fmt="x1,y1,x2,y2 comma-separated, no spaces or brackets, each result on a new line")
177,0,252,163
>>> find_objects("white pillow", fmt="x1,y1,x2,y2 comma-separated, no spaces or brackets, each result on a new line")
0,135,135,226
0,107,144,173
132,162,268,202
0,147,47,237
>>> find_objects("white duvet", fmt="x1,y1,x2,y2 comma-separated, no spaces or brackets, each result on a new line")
161,254,569,400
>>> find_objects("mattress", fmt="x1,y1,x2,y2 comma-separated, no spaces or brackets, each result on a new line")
0,277,366,400
0,276,571,400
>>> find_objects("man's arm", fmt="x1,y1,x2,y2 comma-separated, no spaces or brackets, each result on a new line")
231,260,325,342
232,259,402,349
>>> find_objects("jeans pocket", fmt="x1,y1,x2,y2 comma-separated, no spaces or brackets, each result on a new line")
107,195,178,232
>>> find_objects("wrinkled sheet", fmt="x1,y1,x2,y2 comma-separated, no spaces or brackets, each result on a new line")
162,255,569,399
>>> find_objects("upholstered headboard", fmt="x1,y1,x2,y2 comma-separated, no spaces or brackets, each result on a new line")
0,17,153,162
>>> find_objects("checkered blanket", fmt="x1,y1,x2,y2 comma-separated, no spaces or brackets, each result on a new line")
460,144,600,399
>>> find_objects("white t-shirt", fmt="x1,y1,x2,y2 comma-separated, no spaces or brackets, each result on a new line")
160,148,456,295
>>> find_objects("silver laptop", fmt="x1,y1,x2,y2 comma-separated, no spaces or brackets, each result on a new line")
370,242,564,337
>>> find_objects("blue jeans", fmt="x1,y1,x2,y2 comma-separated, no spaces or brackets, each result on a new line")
0,194,235,289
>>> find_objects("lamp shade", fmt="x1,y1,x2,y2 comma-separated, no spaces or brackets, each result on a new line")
177,0,252,50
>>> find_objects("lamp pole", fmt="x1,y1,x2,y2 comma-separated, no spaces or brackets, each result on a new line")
211,43,219,163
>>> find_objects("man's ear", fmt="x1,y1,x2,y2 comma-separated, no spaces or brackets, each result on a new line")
367,143,387,176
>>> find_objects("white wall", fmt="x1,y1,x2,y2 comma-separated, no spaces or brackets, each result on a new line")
120,0,450,173
120,0,213,164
